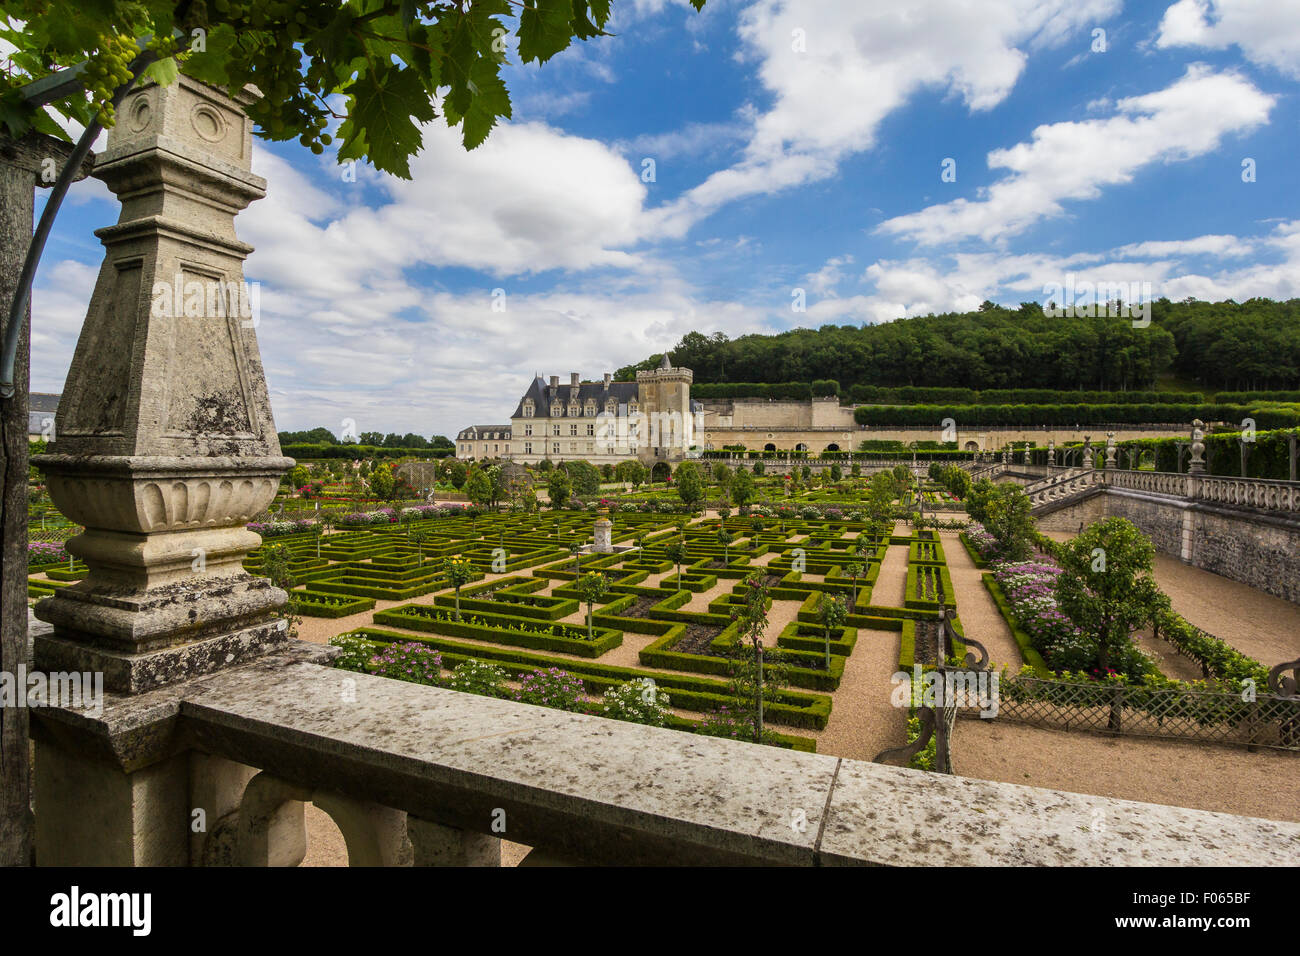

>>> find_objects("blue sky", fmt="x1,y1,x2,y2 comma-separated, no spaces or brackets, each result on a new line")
27,0,1300,439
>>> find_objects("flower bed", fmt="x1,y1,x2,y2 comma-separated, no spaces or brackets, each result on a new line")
26,541,68,568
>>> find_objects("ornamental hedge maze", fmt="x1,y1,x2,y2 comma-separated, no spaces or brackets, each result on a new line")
60,501,984,755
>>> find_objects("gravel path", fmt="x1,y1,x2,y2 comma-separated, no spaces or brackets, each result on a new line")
805,626,907,762
938,531,1022,671
873,539,909,608
956,719,1300,822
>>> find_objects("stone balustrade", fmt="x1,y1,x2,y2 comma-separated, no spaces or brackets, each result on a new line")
1031,469,1300,517
30,642,1300,866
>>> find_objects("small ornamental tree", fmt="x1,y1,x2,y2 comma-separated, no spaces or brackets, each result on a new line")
731,468,756,507
546,469,571,510
844,560,864,608
818,593,848,670
829,463,842,482
712,462,732,492
982,484,1036,561
730,573,777,743
442,555,476,621
464,468,491,507
568,540,583,576
674,461,705,509
664,540,688,591
753,461,766,477
1055,517,1168,675
574,571,610,641
409,524,429,563
716,525,734,564
717,505,731,522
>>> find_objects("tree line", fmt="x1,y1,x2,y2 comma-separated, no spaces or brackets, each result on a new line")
617,298,1300,393
278,428,455,450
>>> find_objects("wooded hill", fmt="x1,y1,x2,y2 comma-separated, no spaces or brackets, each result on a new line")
616,298,1300,395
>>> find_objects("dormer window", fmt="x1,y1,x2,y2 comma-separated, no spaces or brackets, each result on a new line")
605,399,616,414
568,403,580,417
523,399,534,418
551,402,562,417
628,402,639,415
584,400,596,416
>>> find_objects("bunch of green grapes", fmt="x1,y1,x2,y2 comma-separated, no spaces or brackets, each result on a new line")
81,32,140,127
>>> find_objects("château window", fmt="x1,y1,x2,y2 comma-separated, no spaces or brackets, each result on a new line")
570,424,578,436
523,400,534,418
552,424,560,436
569,403,580,417
524,424,532,437
605,399,616,414
628,402,638,415
585,401,596,416
586,424,594,436
551,402,561,417
524,442,532,455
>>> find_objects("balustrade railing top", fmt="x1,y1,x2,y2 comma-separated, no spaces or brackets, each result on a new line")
36,648,1300,866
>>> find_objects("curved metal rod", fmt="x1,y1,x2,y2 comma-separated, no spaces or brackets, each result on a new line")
1266,658,1300,698
0,50,155,398
961,635,989,671
874,706,935,766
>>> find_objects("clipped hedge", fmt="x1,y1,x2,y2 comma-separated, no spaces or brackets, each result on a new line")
348,626,832,731
373,604,621,658
854,401,1300,429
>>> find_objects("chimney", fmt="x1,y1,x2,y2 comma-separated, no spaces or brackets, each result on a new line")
603,372,612,388
549,375,559,388
571,372,580,387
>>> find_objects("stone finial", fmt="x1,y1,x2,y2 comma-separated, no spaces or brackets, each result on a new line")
1047,440,1055,467
1189,419,1206,474
33,76,291,693
1104,431,1117,469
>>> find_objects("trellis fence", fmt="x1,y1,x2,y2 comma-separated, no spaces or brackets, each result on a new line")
966,676,1300,752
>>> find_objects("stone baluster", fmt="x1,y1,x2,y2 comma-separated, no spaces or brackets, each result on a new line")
30,76,294,865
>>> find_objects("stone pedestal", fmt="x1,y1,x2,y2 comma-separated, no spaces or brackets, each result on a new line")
32,75,291,693
593,515,613,553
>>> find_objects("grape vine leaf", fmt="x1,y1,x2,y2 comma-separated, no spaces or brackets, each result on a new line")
518,0,577,64
346,61,436,178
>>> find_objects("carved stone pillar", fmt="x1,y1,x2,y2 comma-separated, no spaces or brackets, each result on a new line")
1046,440,1055,469
32,75,291,693
1082,436,1094,471
1188,420,1206,475
1104,432,1117,470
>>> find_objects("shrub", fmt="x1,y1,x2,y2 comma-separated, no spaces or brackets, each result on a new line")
515,667,586,711
601,678,672,726
329,631,378,671
368,641,443,685
447,658,510,698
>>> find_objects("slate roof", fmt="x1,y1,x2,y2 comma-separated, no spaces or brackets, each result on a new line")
457,424,512,440
28,392,58,436
509,376,639,419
